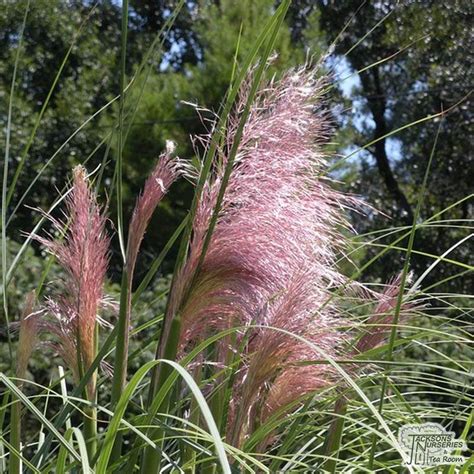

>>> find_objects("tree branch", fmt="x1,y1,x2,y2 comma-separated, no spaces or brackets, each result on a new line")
360,67,414,224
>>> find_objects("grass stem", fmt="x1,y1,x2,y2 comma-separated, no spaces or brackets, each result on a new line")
110,270,130,460
84,405,97,462
140,315,181,473
8,393,21,474
322,397,347,473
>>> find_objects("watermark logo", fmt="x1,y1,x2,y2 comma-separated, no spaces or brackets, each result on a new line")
398,422,467,467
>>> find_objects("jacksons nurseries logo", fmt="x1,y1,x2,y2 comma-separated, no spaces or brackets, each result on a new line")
398,422,467,467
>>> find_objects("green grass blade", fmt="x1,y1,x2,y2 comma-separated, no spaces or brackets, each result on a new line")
1,0,30,369
114,0,129,262
56,428,90,474
0,435,40,474
367,119,442,469
323,397,348,473
97,360,231,474
0,374,81,463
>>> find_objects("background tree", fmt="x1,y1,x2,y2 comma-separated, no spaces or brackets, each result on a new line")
317,0,473,291
0,0,197,258
2,0,471,297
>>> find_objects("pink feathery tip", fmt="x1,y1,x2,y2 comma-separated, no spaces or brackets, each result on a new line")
37,166,109,396
166,65,360,446
16,291,39,381
355,273,418,354
176,67,352,349
127,144,181,277
168,64,413,448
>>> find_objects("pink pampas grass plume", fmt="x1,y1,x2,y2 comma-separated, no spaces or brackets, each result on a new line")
126,141,182,278
173,66,354,350
36,166,109,398
162,64,359,447
355,272,419,354
162,63,417,449
112,143,182,388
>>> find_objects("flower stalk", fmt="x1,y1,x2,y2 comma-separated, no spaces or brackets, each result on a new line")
110,146,181,461
35,166,109,460
9,291,37,474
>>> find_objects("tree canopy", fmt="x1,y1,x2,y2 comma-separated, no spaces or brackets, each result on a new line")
1,0,471,287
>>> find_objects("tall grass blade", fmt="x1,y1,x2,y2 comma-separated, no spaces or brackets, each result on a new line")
367,119,442,469
97,360,231,473
56,428,90,474
115,0,129,262
0,374,81,464
2,0,30,368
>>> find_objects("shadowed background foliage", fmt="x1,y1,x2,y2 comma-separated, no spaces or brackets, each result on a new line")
1,0,471,288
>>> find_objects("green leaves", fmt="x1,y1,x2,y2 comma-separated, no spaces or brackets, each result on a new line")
96,360,231,474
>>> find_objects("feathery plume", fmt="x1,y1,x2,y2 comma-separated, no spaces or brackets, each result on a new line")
161,65,358,447
355,272,419,354
163,64,416,449
111,144,182,400
174,66,353,348
126,142,182,278
36,166,109,398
